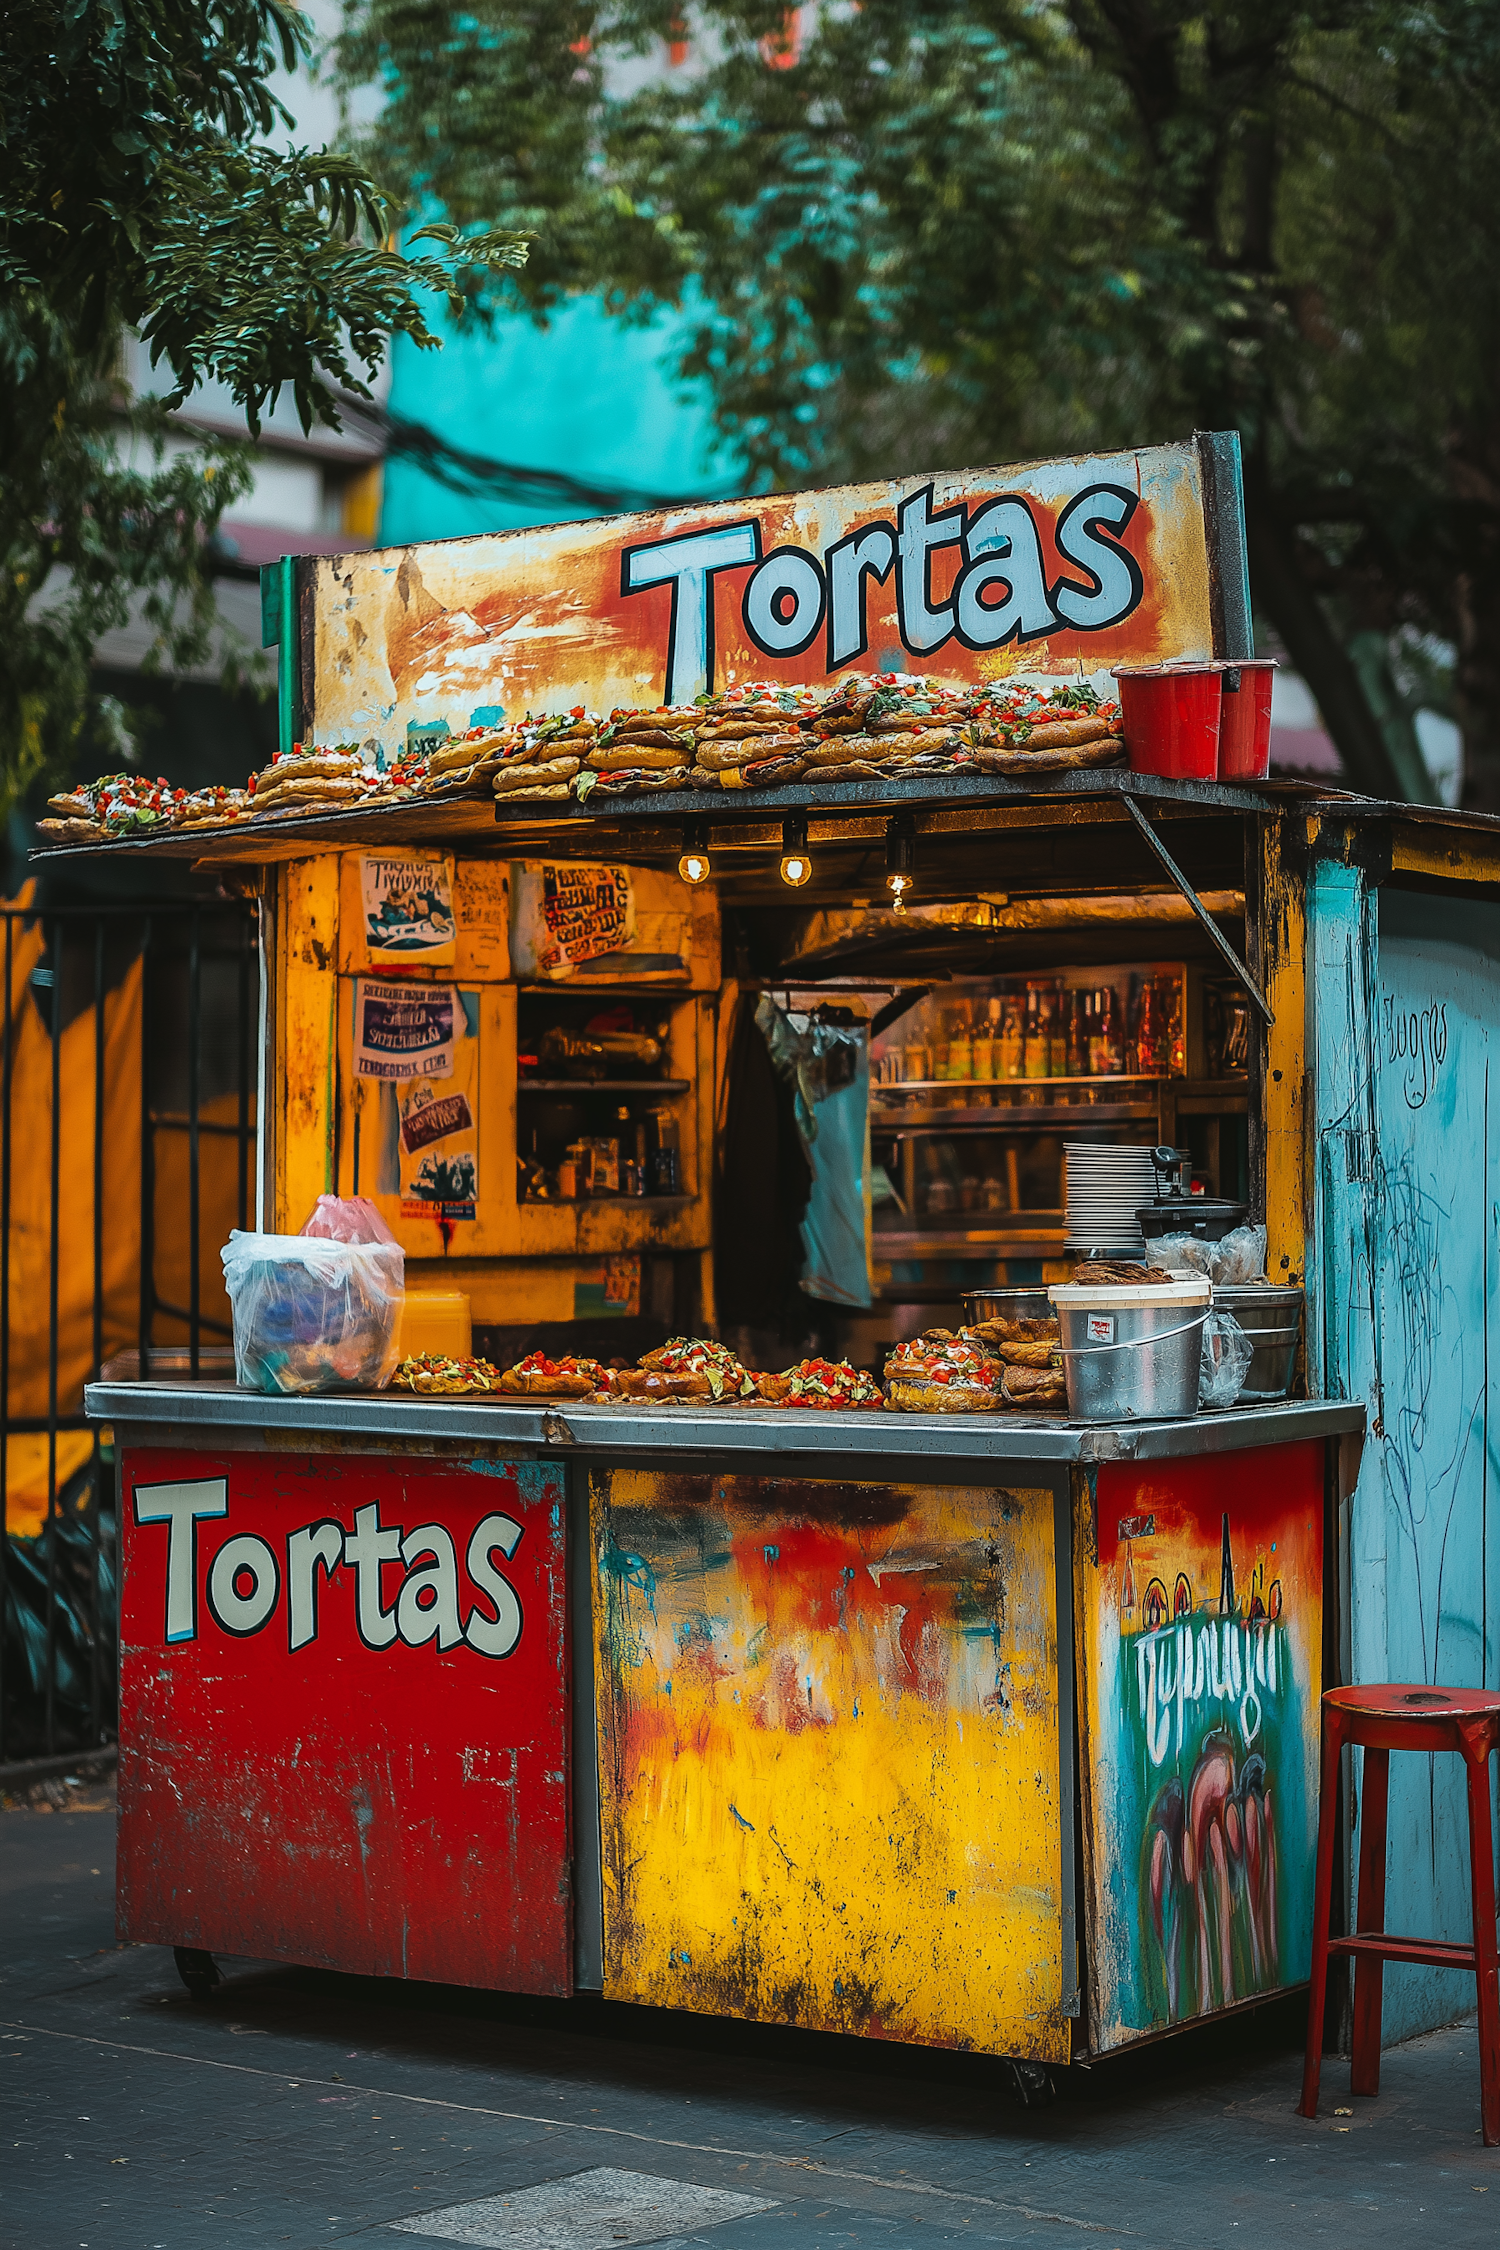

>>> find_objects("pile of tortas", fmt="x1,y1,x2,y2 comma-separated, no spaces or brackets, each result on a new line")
387,1329,1061,1414
36,674,1122,844
884,1317,1065,1412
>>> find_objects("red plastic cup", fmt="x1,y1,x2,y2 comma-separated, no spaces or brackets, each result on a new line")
1216,657,1278,782
1111,663,1223,781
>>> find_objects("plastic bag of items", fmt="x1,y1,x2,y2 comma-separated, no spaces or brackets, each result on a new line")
221,1203,404,1395
1153,1221,1268,1287
300,1193,398,1246
1198,1311,1255,1410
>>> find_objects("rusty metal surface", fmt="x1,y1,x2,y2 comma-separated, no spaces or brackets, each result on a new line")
116,1445,572,1992
89,1381,1364,1466
591,1468,1069,2062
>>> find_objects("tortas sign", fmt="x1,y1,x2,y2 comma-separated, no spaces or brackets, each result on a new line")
308,436,1247,742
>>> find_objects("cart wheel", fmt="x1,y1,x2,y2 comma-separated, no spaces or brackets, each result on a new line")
173,1946,221,2002
1004,2059,1055,2109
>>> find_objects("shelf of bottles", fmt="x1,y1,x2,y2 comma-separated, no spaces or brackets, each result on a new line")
869,965,1189,1237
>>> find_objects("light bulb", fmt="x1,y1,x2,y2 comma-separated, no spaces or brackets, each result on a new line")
780,852,812,887
887,870,911,913
678,851,710,885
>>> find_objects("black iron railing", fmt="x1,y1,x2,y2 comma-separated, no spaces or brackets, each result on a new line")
0,900,258,1761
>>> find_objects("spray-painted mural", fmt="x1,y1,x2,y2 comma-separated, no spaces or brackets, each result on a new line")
1077,1443,1323,2049
591,1470,1069,2062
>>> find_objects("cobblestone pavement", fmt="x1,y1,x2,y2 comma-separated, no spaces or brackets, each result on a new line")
3,1782,1495,2249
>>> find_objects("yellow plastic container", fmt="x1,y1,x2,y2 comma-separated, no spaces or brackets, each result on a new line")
395,1291,472,1363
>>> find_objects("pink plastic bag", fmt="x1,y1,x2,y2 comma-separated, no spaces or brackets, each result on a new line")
300,1194,397,1246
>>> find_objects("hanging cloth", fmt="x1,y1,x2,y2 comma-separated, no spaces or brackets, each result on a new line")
754,997,872,1310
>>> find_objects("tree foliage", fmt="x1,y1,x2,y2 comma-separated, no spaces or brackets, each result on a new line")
0,0,529,816
336,0,1500,804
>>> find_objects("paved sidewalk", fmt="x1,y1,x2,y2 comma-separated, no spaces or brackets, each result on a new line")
3,1783,1495,2250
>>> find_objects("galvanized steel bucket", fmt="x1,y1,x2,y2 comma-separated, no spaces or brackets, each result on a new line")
1048,1277,1211,1422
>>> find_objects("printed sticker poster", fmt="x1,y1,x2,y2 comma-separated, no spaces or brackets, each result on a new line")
397,995,480,1218
360,852,455,965
511,863,636,980
355,980,456,1080
1079,1442,1322,2050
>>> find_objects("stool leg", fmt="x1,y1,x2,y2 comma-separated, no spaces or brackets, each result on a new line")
1459,1728,1500,2148
1299,1707,1343,2120
1350,1745,1390,2097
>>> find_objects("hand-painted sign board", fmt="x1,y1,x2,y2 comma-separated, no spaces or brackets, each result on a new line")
117,1447,571,1994
591,1468,1070,2062
1075,1441,1323,2051
306,434,1248,746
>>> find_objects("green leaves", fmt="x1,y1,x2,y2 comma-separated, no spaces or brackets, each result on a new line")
0,0,530,429
334,0,1500,796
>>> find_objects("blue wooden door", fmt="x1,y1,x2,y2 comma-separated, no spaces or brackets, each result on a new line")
1364,889,1500,2035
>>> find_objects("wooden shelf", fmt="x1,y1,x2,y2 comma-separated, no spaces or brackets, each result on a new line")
518,1079,691,1094
872,1103,1157,1131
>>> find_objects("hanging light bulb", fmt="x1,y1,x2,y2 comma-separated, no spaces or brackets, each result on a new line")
677,822,711,885
885,816,915,913
779,810,813,887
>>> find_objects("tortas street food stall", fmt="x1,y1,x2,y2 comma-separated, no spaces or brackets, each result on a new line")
62,426,1500,2074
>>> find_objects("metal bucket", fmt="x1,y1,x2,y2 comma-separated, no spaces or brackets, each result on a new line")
1213,1284,1303,1401
1049,1279,1211,1422
961,1288,1053,1328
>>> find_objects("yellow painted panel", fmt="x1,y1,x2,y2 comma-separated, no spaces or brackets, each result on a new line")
1259,822,1308,1289
276,855,340,1231
1391,823,1500,888
593,1469,1066,2062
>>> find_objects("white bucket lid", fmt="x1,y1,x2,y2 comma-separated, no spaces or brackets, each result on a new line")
1050,1277,1212,1310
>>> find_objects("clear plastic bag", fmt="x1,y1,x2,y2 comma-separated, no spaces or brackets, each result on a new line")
1199,1310,1254,1410
221,1229,405,1395
300,1194,397,1245
1154,1222,1268,1287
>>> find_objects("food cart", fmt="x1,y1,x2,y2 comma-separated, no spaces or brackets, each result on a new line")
65,430,1500,2068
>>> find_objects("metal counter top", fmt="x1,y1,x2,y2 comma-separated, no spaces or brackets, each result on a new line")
86,1379,1363,1468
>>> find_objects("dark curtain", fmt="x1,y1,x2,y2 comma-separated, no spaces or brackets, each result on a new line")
713,991,812,1330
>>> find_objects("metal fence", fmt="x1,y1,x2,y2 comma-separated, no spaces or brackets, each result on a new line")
0,899,259,1762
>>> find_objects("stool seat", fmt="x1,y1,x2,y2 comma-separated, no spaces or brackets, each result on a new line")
1326,1683,1500,1722
1299,1682,1500,2145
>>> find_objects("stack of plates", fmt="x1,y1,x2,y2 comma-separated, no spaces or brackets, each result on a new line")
1063,1142,1162,1255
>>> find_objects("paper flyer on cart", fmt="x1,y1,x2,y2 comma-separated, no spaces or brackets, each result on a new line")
359,852,456,964
355,979,456,1079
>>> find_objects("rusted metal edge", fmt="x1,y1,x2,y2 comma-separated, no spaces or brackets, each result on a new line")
85,1381,1363,1465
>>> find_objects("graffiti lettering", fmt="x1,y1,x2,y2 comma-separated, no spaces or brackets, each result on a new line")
1379,990,1448,1110
136,1482,526,1659
1134,1616,1283,1767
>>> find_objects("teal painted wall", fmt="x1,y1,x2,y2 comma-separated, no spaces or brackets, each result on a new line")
379,298,738,546
1311,869,1500,2040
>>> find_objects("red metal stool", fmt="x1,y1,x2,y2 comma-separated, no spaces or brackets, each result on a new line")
1300,1683,1500,2144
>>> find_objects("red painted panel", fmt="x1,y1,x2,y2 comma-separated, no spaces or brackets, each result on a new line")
117,1446,570,1994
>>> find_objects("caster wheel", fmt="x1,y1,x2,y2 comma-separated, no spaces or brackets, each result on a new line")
1005,2058,1055,2109
173,1946,221,2002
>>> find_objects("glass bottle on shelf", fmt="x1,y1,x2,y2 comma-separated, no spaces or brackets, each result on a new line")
971,1002,994,1087
1065,988,1086,1078
905,1036,929,1084
949,1005,973,1086
1023,987,1047,1080
1086,989,1107,1075
1164,973,1186,1075
1048,985,1068,1077
1100,985,1125,1074
999,998,1024,1080
931,1012,951,1081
